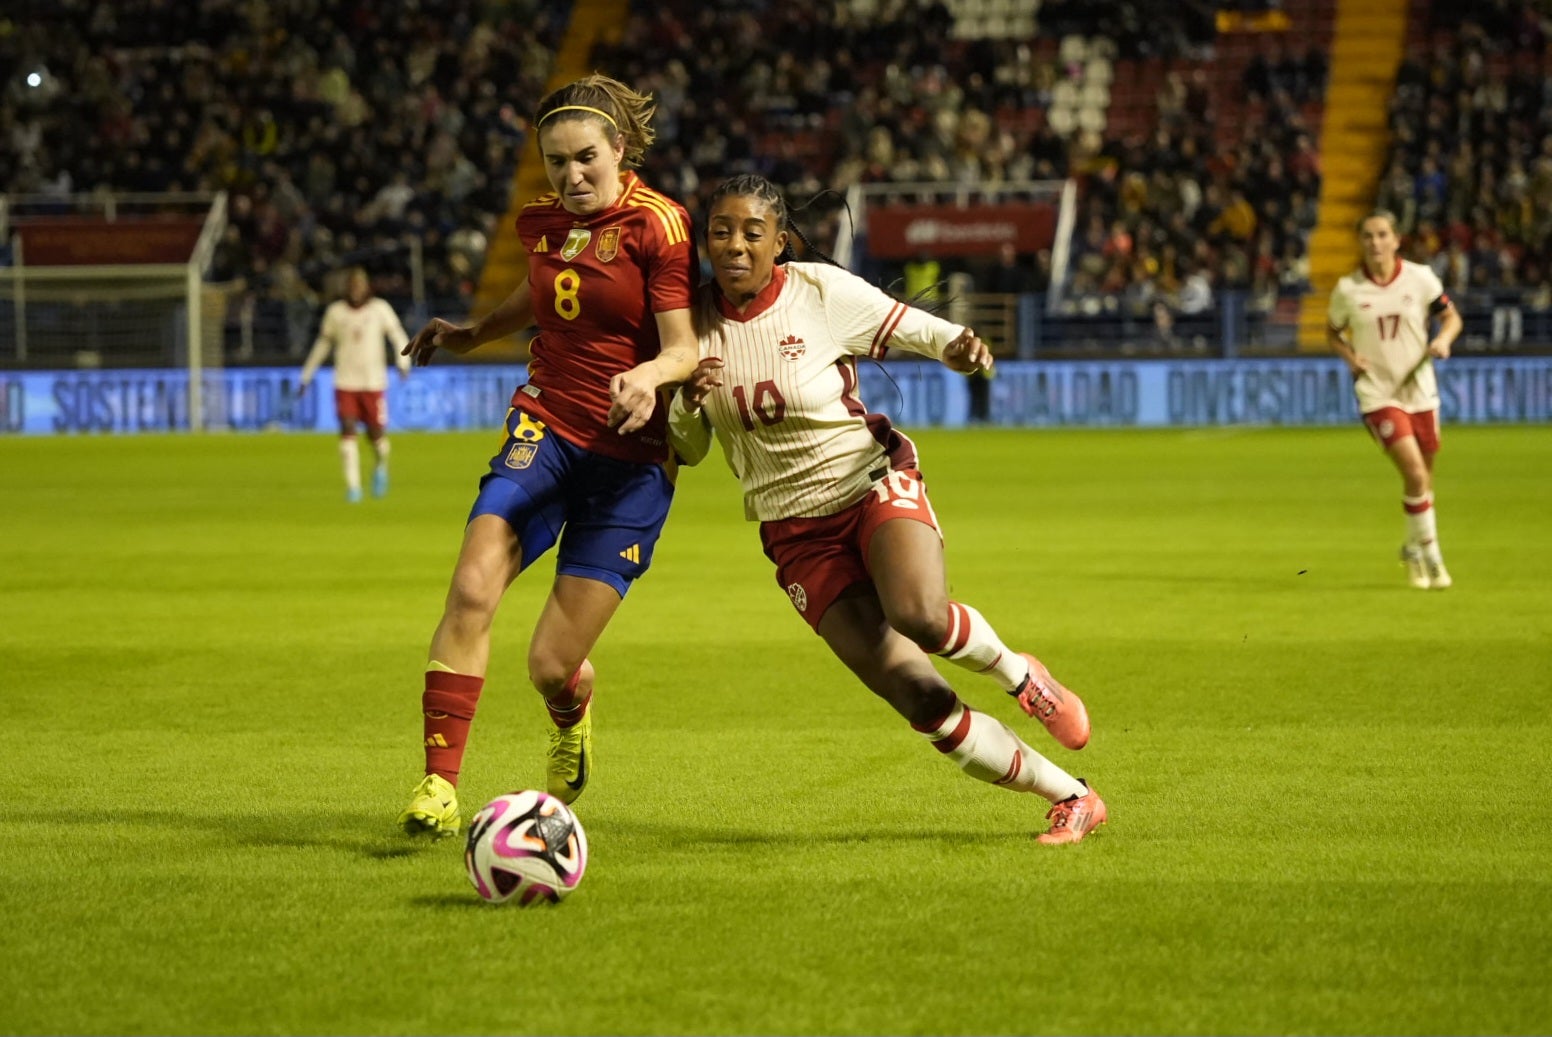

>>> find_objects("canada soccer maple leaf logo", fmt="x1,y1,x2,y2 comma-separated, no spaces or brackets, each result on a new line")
778,334,805,361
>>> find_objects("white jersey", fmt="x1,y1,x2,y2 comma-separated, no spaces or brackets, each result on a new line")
1327,259,1448,413
301,298,411,392
670,262,964,521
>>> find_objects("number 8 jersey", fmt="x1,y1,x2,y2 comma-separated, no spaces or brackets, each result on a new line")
518,171,696,464
683,262,966,522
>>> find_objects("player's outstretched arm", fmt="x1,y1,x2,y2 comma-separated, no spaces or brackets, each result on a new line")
665,373,719,467
610,307,699,434
403,282,535,367
941,328,993,374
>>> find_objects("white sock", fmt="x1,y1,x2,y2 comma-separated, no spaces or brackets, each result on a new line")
933,602,1030,691
1403,493,1441,560
915,700,1085,803
339,436,361,492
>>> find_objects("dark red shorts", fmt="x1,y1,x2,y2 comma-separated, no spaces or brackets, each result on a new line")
335,389,387,436
1363,407,1440,454
758,468,942,631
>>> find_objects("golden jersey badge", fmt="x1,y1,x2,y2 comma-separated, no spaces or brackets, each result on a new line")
505,442,537,469
560,228,592,261
595,226,621,263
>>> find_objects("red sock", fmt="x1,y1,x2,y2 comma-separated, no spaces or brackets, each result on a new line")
422,670,483,784
545,664,592,729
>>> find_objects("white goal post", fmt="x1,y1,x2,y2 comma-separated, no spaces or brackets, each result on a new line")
834,178,1079,351
0,191,230,430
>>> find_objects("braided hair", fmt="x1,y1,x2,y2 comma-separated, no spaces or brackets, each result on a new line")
705,174,844,268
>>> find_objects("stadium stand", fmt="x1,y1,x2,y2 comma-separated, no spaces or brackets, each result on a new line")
1378,1,1552,348
0,0,567,360
1,0,1547,365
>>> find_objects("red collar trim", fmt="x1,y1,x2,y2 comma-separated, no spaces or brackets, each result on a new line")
1364,259,1403,286
716,263,787,322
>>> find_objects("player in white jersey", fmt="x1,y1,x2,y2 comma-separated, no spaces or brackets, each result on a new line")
300,267,411,502
668,175,1106,844
1327,210,1463,589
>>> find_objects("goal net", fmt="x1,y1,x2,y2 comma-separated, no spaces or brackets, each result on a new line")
0,192,231,428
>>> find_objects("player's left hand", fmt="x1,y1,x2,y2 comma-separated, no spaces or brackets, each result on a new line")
609,365,658,434
1428,338,1452,360
942,328,993,374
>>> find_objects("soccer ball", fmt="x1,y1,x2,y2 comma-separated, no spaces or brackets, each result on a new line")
464,790,588,905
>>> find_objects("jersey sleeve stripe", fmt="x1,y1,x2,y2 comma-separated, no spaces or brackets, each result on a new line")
869,302,907,358
633,194,688,245
635,188,689,241
522,194,562,209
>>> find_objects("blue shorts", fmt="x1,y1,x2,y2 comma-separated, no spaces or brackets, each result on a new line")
468,408,674,598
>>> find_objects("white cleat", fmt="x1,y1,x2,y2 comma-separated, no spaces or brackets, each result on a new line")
1425,556,1452,590
1400,544,1430,589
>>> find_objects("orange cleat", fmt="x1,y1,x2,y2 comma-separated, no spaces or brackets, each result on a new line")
1037,782,1107,845
1013,653,1090,750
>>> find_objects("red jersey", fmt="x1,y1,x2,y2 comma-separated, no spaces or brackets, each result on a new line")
514,171,696,464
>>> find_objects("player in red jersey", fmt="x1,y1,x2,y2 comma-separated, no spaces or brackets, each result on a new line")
1327,210,1463,589
395,74,699,838
667,175,1105,845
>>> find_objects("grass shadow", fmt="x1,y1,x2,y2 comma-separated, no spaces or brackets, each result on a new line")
593,817,1038,848
62,807,434,861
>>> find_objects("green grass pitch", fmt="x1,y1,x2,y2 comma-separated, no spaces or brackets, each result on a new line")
2,423,1549,1035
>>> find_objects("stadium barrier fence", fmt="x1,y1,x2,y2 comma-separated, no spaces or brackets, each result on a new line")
2,357,1547,436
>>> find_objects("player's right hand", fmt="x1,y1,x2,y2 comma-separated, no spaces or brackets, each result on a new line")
404,318,476,367
1348,357,1370,380
679,358,724,410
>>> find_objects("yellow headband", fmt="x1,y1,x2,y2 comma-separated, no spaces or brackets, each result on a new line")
539,105,618,131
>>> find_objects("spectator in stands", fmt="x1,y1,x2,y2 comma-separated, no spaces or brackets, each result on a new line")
5,0,565,357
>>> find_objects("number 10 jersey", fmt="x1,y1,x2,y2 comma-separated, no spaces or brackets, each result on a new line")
694,262,966,522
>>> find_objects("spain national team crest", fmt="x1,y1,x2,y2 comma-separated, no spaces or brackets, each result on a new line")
786,582,809,613
505,442,537,469
595,226,621,263
560,228,592,261
778,334,806,361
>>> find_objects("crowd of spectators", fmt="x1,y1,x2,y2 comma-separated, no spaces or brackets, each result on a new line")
3,0,1546,362
1062,69,1323,346
1378,1,1552,326
1,0,565,354
597,0,1332,352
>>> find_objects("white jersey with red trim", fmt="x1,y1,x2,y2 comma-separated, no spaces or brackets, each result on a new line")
685,261,965,521
1327,259,1448,413
301,298,411,392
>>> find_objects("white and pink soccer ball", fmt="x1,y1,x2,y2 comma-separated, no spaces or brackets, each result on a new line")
464,790,587,905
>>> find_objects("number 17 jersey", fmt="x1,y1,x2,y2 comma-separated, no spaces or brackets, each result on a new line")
1327,258,1448,414
517,171,696,464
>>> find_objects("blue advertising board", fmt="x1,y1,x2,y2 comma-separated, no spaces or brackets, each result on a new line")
0,358,1548,435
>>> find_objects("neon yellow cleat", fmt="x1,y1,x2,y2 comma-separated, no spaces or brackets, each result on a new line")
398,773,460,839
546,707,593,806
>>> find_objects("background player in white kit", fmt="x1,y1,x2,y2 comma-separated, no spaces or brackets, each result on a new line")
1327,210,1463,589
669,175,1106,845
299,267,411,502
